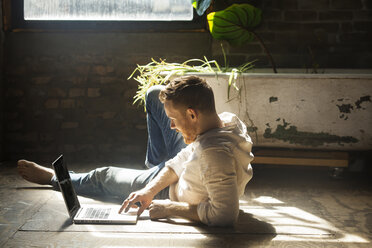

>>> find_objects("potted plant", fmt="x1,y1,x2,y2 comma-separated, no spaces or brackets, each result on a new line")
128,2,372,151
198,1,277,73
130,2,269,105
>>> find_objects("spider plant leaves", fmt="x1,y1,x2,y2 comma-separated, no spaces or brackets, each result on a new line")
191,0,212,16
207,4,262,46
129,58,221,109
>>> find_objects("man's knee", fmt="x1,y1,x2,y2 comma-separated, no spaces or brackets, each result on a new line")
145,85,164,108
89,167,111,184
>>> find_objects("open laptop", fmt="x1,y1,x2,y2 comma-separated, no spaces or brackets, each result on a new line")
52,154,138,224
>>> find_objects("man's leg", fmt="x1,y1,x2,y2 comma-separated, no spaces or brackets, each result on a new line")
18,160,168,200
55,166,167,199
145,85,187,168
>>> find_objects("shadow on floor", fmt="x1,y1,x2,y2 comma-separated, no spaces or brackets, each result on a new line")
154,210,277,247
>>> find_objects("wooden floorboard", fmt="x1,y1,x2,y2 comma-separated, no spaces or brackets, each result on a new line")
253,150,349,167
1,161,372,247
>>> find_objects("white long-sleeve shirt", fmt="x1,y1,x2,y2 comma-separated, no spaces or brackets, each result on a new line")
165,112,254,226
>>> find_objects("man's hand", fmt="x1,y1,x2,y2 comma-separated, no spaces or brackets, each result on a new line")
118,166,179,217
148,199,172,220
119,188,155,216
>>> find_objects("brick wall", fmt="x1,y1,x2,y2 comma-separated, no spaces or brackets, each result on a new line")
212,0,372,70
0,2,4,162
3,33,211,163
1,0,372,164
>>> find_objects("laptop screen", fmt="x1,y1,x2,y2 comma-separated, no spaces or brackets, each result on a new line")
52,155,81,219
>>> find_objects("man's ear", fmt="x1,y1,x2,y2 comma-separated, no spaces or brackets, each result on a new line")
186,108,198,121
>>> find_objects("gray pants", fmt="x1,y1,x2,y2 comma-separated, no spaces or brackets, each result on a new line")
51,165,169,201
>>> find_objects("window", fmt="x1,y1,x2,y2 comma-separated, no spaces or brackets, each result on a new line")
24,0,193,21
4,0,204,31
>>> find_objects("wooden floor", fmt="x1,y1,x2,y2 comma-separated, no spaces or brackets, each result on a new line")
1,161,371,247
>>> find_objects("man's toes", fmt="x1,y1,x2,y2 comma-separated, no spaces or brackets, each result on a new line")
17,160,27,167
18,160,34,169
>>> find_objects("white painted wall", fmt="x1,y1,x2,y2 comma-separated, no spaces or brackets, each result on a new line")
201,72,372,150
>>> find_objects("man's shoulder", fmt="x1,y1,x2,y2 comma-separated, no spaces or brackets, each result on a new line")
218,112,238,124
197,131,236,153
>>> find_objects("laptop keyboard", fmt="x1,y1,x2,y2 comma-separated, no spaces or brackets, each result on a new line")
83,207,111,219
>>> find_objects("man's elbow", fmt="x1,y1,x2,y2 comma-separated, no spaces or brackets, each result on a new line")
205,209,239,227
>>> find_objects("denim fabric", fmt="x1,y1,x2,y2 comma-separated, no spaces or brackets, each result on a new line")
145,85,187,168
51,166,168,200
51,85,186,200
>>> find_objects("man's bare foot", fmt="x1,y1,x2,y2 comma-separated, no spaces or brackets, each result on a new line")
17,160,55,185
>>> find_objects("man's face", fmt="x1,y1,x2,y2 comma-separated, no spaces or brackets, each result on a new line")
164,100,198,145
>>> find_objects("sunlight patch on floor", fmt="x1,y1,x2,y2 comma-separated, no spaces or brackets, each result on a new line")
76,196,368,244
241,196,369,243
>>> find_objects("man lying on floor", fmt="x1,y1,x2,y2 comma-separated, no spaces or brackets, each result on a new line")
18,76,254,227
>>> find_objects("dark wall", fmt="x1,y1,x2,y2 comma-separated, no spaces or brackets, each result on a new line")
3,33,211,163
213,0,372,70
2,0,372,163
0,2,4,162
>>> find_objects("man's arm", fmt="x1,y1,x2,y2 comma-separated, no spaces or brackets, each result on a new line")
148,200,200,222
198,149,240,226
149,149,239,226
119,166,179,216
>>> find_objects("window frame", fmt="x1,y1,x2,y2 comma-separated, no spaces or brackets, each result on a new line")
3,0,206,32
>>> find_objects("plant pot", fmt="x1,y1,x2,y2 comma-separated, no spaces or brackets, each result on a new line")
192,70,372,150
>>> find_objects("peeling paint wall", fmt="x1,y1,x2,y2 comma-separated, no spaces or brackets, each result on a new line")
263,119,358,147
205,74,372,150
335,96,371,120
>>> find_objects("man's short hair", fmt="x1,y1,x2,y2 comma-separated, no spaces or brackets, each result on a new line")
159,76,216,114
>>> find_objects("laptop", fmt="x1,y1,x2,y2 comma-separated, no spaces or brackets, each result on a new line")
52,154,138,224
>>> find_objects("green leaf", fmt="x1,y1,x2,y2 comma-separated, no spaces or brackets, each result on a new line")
192,0,212,16
207,4,262,46
129,58,221,109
